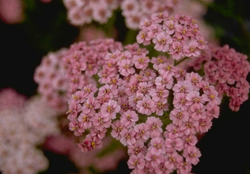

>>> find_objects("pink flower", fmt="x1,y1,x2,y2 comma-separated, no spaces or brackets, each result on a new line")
82,95,100,114
133,55,150,70
165,137,184,152
120,128,136,146
189,103,205,120
100,100,120,119
149,137,166,156
183,41,200,57
146,117,163,137
127,153,145,170
165,152,183,170
153,32,173,52
118,59,135,76
134,123,150,142
110,120,124,140
169,109,189,126
128,141,146,156
183,145,201,165
136,96,154,115
120,110,139,127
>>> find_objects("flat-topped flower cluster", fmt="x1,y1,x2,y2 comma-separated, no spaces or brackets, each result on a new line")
63,0,182,29
33,12,250,174
60,35,220,173
189,44,250,111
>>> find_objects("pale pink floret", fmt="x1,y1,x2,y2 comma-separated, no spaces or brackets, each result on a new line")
120,128,136,146
165,152,183,170
154,99,169,116
145,151,164,168
134,123,150,142
77,112,92,129
67,99,82,120
169,109,189,126
69,119,84,136
165,124,183,139
136,96,154,115
173,93,188,110
173,80,192,94
165,137,183,152
128,141,146,156
150,86,169,102
169,41,184,60
149,137,166,156
182,135,198,148
110,120,124,140
186,91,203,106
100,100,120,119
177,161,192,174
201,89,221,105
183,145,201,165
147,23,162,39
92,112,112,129
133,55,150,70
137,31,151,45
206,103,220,118
151,12,169,23
82,95,100,114
120,110,139,127
180,120,199,135
153,32,173,52
183,41,200,58
127,153,145,170
118,59,135,76
189,103,206,120
196,117,212,133
146,117,163,137
163,19,176,35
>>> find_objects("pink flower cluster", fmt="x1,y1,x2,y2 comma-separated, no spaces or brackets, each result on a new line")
34,48,69,112
63,0,119,26
189,44,250,111
137,12,207,60
0,89,60,174
121,0,182,29
61,38,221,173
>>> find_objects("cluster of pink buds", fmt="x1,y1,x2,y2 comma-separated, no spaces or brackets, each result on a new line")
121,0,182,29
189,44,250,111
137,12,207,60
63,0,119,26
34,48,69,112
61,33,221,173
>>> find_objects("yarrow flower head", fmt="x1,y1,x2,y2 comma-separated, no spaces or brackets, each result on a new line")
189,44,250,111
63,0,119,26
121,0,183,29
58,36,221,174
137,12,208,60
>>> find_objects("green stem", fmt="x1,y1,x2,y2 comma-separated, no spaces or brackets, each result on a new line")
174,57,189,66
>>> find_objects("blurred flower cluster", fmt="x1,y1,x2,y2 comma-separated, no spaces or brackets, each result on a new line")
0,0,250,174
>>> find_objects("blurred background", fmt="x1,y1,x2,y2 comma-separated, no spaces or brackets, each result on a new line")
0,0,250,173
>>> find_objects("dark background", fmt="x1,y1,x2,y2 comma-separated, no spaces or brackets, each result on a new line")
0,0,250,173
